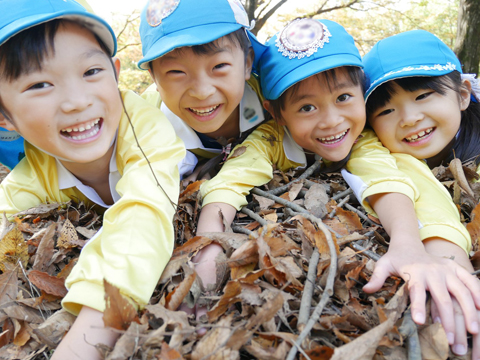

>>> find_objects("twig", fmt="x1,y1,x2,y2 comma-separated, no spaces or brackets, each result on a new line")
345,203,376,226
398,308,422,360
332,188,353,201
286,212,338,360
328,195,350,218
268,159,322,196
231,225,254,236
350,241,381,261
241,207,268,226
251,188,310,215
297,249,320,327
472,269,480,276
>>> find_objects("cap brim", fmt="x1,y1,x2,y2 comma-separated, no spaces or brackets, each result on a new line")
1,11,116,56
138,22,244,70
365,68,453,101
268,54,363,100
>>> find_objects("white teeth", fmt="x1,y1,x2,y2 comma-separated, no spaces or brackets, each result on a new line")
61,118,101,134
190,105,219,115
319,130,347,143
405,127,433,142
70,125,100,140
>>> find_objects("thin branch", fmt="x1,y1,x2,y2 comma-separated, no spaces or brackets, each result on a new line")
328,195,350,218
297,248,320,327
350,241,381,261
268,159,323,196
241,206,268,226
345,203,376,226
286,212,338,360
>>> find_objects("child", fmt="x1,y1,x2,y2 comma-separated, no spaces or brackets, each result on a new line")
200,21,480,356
0,0,184,358
138,0,265,181
138,0,265,321
345,30,480,357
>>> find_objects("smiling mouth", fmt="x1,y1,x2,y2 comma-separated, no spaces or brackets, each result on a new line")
188,105,220,116
317,129,349,144
404,127,434,143
60,118,102,140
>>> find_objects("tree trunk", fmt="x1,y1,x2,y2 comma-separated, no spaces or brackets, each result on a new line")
454,0,480,74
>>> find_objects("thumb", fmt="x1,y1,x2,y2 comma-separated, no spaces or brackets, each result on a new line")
363,262,391,293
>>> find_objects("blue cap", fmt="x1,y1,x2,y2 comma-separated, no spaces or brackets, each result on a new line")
363,30,462,100
138,0,251,70
0,0,117,56
251,19,363,100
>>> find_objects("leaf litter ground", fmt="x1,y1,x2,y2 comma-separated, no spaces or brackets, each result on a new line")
0,159,479,360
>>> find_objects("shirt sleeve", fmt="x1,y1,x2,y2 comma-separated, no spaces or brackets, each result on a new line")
200,120,302,210
345,129,420,215
62,91,185,315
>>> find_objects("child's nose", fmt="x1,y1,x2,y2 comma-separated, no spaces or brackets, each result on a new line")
188,78,215,100
400,107,423,127
317,109,343,130
60,84,93,113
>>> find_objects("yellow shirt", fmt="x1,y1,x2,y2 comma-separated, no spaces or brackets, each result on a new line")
345,129,471,253
0,90,185,314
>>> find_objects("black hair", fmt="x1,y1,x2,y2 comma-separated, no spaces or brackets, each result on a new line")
0,19,113,122
366,71,480,166
148,27,251,72
267,66,366,174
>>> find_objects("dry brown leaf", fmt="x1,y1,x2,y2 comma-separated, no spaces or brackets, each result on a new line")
467,202,480,250
304,184,328,218
302,345,335,360
0,319,14,348
107,321,148,360
331,317,394,360
165,271,196,311
345,259,366,290
3,304,44,324
32,223,55,272
207,281,242,322
449,158,474,197
57,219,82,249
418,323,449,360
12,321,30,346
179,180,205,203
103,279,139,331
335,207,364,231
254,194,276,210
28,270,67,297
157,341,184,360
33,309,75,348
228,239,259,268
0,268,18,307
0,225,28,271
227,146,247,160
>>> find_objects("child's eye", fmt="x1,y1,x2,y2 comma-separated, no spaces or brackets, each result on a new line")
377,108,394,116
416,91,433,101
84,68,102,77
300,105,316,112
337,94,351,102
27,82,51,90
167,70,185,75
213,63,228,70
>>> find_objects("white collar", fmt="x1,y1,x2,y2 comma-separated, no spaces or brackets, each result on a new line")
282,126,307,167
57,138,121,208
161,82,265,151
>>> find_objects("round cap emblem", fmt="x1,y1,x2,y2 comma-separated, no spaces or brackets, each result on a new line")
146,0,180,27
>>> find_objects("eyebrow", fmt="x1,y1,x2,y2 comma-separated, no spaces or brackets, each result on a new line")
82,48,109,60
161,47,230,61
289,81,355,104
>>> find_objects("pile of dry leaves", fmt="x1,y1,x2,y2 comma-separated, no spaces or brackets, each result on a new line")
0,159,479,360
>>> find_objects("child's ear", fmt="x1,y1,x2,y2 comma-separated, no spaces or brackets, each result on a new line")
263,100,285,125
0,115,17,132
460,78,472,111
112,57,121,79
245,48,254,81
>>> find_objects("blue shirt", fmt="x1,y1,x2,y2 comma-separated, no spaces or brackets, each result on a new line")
0,128,24,169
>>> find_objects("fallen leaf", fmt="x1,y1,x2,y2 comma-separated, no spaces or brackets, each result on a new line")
0,226,28,271
28,270,67,297
103,279,139,331
32,223,55,272
165,271,196,311
418,323,449,360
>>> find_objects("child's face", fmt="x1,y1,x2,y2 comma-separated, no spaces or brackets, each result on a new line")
368,81,470,160
149,37,252,137
272,69,365,162
0,22,122,164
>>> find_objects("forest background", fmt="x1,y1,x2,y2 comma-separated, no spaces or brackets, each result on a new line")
95,0,479,95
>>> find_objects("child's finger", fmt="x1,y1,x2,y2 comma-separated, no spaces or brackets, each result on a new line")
407,280,427,324
456,268,480,309
451,299,468,356
446,275,479,335
472,311,480,360
429,290,455,344
362,260,391,293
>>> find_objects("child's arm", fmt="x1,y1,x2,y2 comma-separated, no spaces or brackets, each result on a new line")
51,307,118,359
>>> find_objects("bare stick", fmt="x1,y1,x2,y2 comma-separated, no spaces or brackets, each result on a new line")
398,308,422,360
241,207,268,226
297,248,320,327
251,188,310,215
286,212,338,360
231,225,254,236
268,159,323,196
345,203,376,226
332,187,353,201
328,195,350,218
350,241,381,261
